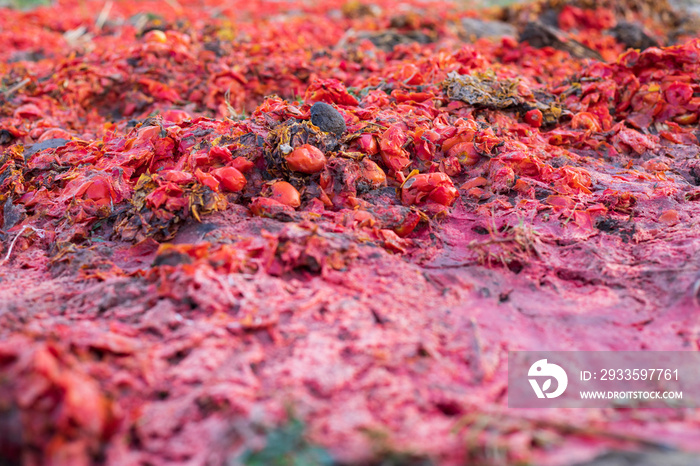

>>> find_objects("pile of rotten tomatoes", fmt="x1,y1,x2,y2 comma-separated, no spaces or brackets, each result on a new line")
2,0,700,464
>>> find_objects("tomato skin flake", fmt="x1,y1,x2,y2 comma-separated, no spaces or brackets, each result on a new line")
379,125,411,173
304,79,358,106
401,173,459,206
614,128,658,155
80,177,115,206
194,169,220,192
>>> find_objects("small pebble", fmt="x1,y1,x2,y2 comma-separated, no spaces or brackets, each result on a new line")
310,102,346,135
611,21,659,51
280,143,293,155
